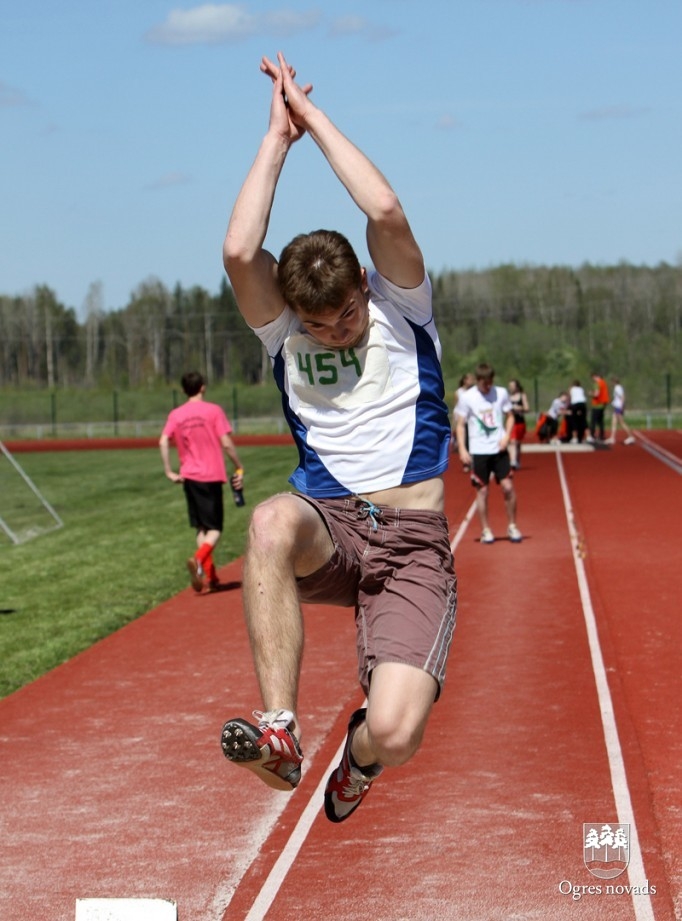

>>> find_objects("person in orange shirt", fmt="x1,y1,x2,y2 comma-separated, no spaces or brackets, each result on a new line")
588,372,610,442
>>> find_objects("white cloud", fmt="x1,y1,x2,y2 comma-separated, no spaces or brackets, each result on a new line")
145,4,321,46
329,16,367,37
329,15,397,42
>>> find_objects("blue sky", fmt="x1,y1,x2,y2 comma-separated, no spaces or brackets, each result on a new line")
1,0,680,315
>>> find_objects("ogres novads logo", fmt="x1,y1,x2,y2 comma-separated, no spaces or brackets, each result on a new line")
583,823,630,879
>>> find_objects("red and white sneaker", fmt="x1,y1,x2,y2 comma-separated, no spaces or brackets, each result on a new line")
324,708,383,823
221,709,303,791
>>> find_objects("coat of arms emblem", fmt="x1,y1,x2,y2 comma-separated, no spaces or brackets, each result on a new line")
583,823,630,879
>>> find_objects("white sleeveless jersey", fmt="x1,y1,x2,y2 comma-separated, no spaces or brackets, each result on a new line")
251,271,451,497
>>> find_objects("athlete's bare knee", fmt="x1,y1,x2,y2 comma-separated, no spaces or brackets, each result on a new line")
366,711,425,767
247,495,299,554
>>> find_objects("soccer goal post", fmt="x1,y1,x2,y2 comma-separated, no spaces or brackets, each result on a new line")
0,441,64,545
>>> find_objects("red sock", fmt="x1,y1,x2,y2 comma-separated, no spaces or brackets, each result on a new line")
195,542,213,567
205,558,217,583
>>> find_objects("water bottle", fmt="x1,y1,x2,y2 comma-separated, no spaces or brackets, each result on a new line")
230,468,245,507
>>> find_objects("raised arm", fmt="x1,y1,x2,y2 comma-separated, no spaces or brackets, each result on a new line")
271,53,425,289
222,63,311,327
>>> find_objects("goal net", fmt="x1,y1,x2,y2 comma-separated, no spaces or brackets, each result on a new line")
0,441,64,545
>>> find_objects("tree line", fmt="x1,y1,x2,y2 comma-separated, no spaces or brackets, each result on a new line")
1,261,680,407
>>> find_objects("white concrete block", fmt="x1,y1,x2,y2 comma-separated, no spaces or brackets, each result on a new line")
75,899,177,921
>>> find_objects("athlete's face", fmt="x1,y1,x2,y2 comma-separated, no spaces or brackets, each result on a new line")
477,378,494,395
296,285,370,350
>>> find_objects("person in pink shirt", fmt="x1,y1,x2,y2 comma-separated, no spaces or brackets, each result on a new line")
159,371,243,592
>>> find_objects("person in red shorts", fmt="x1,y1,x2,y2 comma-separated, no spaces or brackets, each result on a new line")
508,378,529,469
159,371,243,593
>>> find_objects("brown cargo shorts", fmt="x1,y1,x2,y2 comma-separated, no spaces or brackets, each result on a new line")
295,495,457,697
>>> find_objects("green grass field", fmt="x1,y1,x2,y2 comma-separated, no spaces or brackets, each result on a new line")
0,445,298,699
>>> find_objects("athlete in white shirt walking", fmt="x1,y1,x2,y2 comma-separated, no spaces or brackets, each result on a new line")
455,363,523,545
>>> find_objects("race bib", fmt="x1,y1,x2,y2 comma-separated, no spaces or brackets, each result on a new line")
475,407,499,435
284,321,392,411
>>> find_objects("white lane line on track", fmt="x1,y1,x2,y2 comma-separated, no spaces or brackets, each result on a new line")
556,452,655,921
633,431,682,474
450,499,478,553
232,508,475,921
241,733,349,921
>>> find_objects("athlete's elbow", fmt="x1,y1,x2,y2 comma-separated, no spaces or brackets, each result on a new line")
371,189,404,225
223,235,248,274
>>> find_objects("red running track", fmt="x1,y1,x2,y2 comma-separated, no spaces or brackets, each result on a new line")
0,433,680,920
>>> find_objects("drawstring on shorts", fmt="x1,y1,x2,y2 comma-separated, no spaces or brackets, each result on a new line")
356,499,384,531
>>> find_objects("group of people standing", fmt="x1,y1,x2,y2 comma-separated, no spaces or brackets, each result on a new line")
452,366,637,546
541,374,635,446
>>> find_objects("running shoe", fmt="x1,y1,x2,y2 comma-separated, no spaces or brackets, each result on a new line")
507,523,523,543
186,557,204,592
481,527,495,544
220,709,303,791
624,436,635,445
324,708,383,823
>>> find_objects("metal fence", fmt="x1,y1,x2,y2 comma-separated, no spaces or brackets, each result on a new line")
0,381,679,441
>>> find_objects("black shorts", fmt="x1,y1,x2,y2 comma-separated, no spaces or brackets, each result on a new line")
183,480,224,532
470,451,512,487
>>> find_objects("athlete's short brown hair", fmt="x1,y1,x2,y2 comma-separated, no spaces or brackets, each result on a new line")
475,363,495,383
181,371,205,397
277,229,362,315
